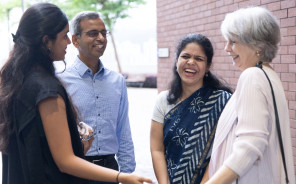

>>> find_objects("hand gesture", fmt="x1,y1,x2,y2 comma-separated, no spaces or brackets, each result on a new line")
118,172,153,184
78,122,94,154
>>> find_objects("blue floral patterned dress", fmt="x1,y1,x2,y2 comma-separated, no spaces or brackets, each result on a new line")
163,86,231,184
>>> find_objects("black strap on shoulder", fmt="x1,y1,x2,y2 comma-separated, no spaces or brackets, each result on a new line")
255,61,289,184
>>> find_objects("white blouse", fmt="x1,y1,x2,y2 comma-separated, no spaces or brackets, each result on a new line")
151,90,180,124
209,66,295,184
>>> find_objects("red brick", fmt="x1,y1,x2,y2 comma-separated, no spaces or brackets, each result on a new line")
249,0,261,6
218,6,229,14
281,73,296,82
235,71,241,78
229,77,239,86
213,56,226,62
282,36,296,45
290,119,296,129
290,83,296,91
207,2,216,10
205,22,221,30
224,0,234,5
290,109,296,119
288,7,296,17
216,0,224,7
201,4,208,11
215,14,226,22
291,127,296,137
267,2,281,11
215,42,226,49
289,64,296,73
290,100,296,110
239,1,250,8
288,27,296,36
228,3,239,12
288,45,296,54
204,15,215,23
281,27,288,37
283,81,289,91
274,63,289,72
292,137,296,147
281,54,295,63
281,0,296,9
214,63,230,70
261,0,280,4
272,55,281,63
261,4,268,9
286,91,296,101
273,9,288,19
279,46,289,54
281,17,296,27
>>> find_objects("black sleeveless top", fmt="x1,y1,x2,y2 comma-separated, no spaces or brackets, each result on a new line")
2,67,88,184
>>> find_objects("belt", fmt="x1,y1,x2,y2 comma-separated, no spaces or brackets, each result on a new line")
85,154,115,164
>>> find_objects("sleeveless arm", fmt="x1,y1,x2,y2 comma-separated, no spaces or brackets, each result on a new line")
38,94,152,183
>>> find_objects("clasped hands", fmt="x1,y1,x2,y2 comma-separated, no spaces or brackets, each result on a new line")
78,121,94,154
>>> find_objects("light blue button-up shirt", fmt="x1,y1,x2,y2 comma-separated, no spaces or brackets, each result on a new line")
57,56,136,172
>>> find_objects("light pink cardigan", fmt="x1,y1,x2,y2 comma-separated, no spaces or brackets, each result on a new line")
209,66,295,184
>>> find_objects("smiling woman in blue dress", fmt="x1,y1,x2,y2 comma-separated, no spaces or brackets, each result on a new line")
150,33,232,184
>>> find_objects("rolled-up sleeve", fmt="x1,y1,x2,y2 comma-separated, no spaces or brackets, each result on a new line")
116,79,136,173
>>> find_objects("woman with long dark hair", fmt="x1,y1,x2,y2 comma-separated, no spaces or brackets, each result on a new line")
0,3,151,184
150,33,232,184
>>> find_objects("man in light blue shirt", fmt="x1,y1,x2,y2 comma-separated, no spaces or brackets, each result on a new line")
58,11,135,184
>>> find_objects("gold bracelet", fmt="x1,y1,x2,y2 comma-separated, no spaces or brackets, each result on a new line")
116,171,121,183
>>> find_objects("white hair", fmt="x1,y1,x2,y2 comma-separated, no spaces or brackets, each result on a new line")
221,6,281,62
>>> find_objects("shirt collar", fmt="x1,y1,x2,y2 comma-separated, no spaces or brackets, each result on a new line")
97,59,105,74
74,56,105,77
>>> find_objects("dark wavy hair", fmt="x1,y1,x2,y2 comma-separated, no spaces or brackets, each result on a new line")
167,34,232,104
0,3,74,153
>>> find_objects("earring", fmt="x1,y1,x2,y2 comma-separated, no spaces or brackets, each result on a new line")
256,51,260,57
205,72,208,77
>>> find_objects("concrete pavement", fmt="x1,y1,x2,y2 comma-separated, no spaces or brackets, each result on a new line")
127,87,158,183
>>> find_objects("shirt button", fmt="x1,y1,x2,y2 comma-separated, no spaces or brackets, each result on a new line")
98,114,100,116
96,96,99,99
99,131,101,133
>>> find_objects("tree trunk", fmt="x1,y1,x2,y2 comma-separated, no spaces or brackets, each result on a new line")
7,10,11,49
109,31,122,73
21,0,25,12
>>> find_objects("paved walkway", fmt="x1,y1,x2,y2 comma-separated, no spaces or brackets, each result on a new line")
127,87,158,183
0,87,158,183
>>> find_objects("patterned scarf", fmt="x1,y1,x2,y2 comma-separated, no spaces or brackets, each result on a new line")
163,86,231,184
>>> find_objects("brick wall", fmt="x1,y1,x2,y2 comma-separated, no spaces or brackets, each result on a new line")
156,0,296,175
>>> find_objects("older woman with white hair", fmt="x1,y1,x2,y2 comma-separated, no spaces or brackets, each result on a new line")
205,7,295,184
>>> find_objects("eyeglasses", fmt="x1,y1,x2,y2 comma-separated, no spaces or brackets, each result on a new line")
81,30,109,38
